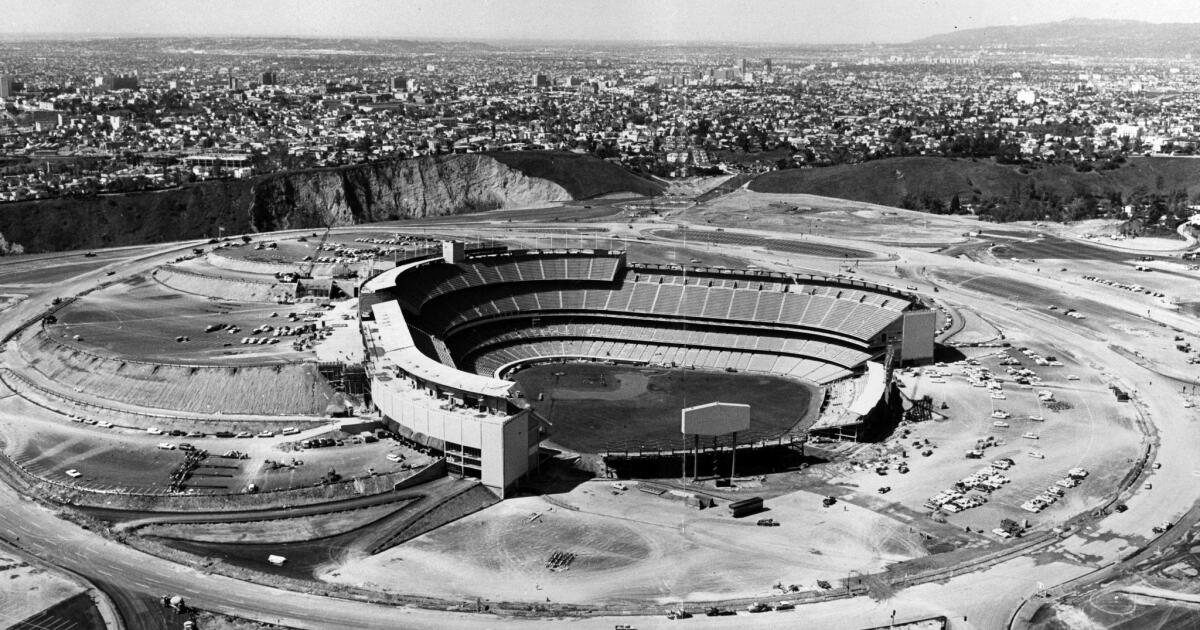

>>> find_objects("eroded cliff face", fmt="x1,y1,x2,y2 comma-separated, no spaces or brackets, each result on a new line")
0,154,574,254
250,153,570,231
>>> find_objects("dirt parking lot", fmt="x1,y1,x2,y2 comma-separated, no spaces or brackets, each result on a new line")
323,480,928,605
828,340,1141,542
50,275,315,364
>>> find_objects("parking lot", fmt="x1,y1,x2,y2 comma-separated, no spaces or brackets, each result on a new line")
829,337,1141,540
49,275,320,365
0,392,433,495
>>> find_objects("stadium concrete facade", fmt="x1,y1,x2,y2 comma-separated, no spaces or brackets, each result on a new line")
361,242,935,497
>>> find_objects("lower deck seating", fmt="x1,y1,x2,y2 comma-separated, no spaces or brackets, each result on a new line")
462,334,857,385
448,320,872,373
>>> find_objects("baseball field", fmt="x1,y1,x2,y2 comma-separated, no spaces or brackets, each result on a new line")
511,363,817,453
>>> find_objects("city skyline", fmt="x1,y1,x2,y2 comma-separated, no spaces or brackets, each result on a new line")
3,0,1200,44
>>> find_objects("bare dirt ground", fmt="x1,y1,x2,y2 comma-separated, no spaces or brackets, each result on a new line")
322,483,927,605
830,342,1140,543
195,611,294,630
683,190,978,246
0,546,88,626
50,275,312,364
139,500,414,544
0,391,425,494
1046,218,1190,252
663,175,735,197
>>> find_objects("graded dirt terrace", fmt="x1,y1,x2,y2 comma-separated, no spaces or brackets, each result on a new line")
49,275,311,365
512,363,817,453
323,487,928,605
213,232,441,267
679,189,980,247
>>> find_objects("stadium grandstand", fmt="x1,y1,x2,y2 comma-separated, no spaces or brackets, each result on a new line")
360,241,935,496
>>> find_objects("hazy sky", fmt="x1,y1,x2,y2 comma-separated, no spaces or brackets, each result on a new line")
3,0,1200,43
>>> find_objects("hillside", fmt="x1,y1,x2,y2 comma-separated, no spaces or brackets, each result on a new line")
915,18,1200,56
486,151,662,199
0,152,661,254
749,156,1200,209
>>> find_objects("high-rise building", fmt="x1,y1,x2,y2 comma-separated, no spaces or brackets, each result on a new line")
531,73,550,88
738,58,749,74
95,74,139,91
762,58,772,74
228,75,242,91
391,75,409,91
260,71,278,86
0,75,14,98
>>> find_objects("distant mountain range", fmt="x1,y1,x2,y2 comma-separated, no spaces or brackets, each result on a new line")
915,18,1200,55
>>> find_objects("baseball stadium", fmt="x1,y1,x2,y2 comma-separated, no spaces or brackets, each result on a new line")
0,175,1180,629
361,241,935,496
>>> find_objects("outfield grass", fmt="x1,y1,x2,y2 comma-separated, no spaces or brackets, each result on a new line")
511,363,815,453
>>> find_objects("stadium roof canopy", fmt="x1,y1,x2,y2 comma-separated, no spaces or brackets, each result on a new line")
373,300,514,399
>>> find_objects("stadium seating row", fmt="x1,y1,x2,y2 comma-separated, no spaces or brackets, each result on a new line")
408,325,458,368
628,270,904,310
422,280,903,343
464,339,852,385
401,254,623,307
449,321,871,369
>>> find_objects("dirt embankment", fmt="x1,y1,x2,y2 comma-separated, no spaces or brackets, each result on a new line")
0,152,661,254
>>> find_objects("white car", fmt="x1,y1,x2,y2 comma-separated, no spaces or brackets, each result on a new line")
386,453,403,463
157,442,176,450
1022,432,1040,440
96,421,113,428
65,469,82,478
146,427,163,435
